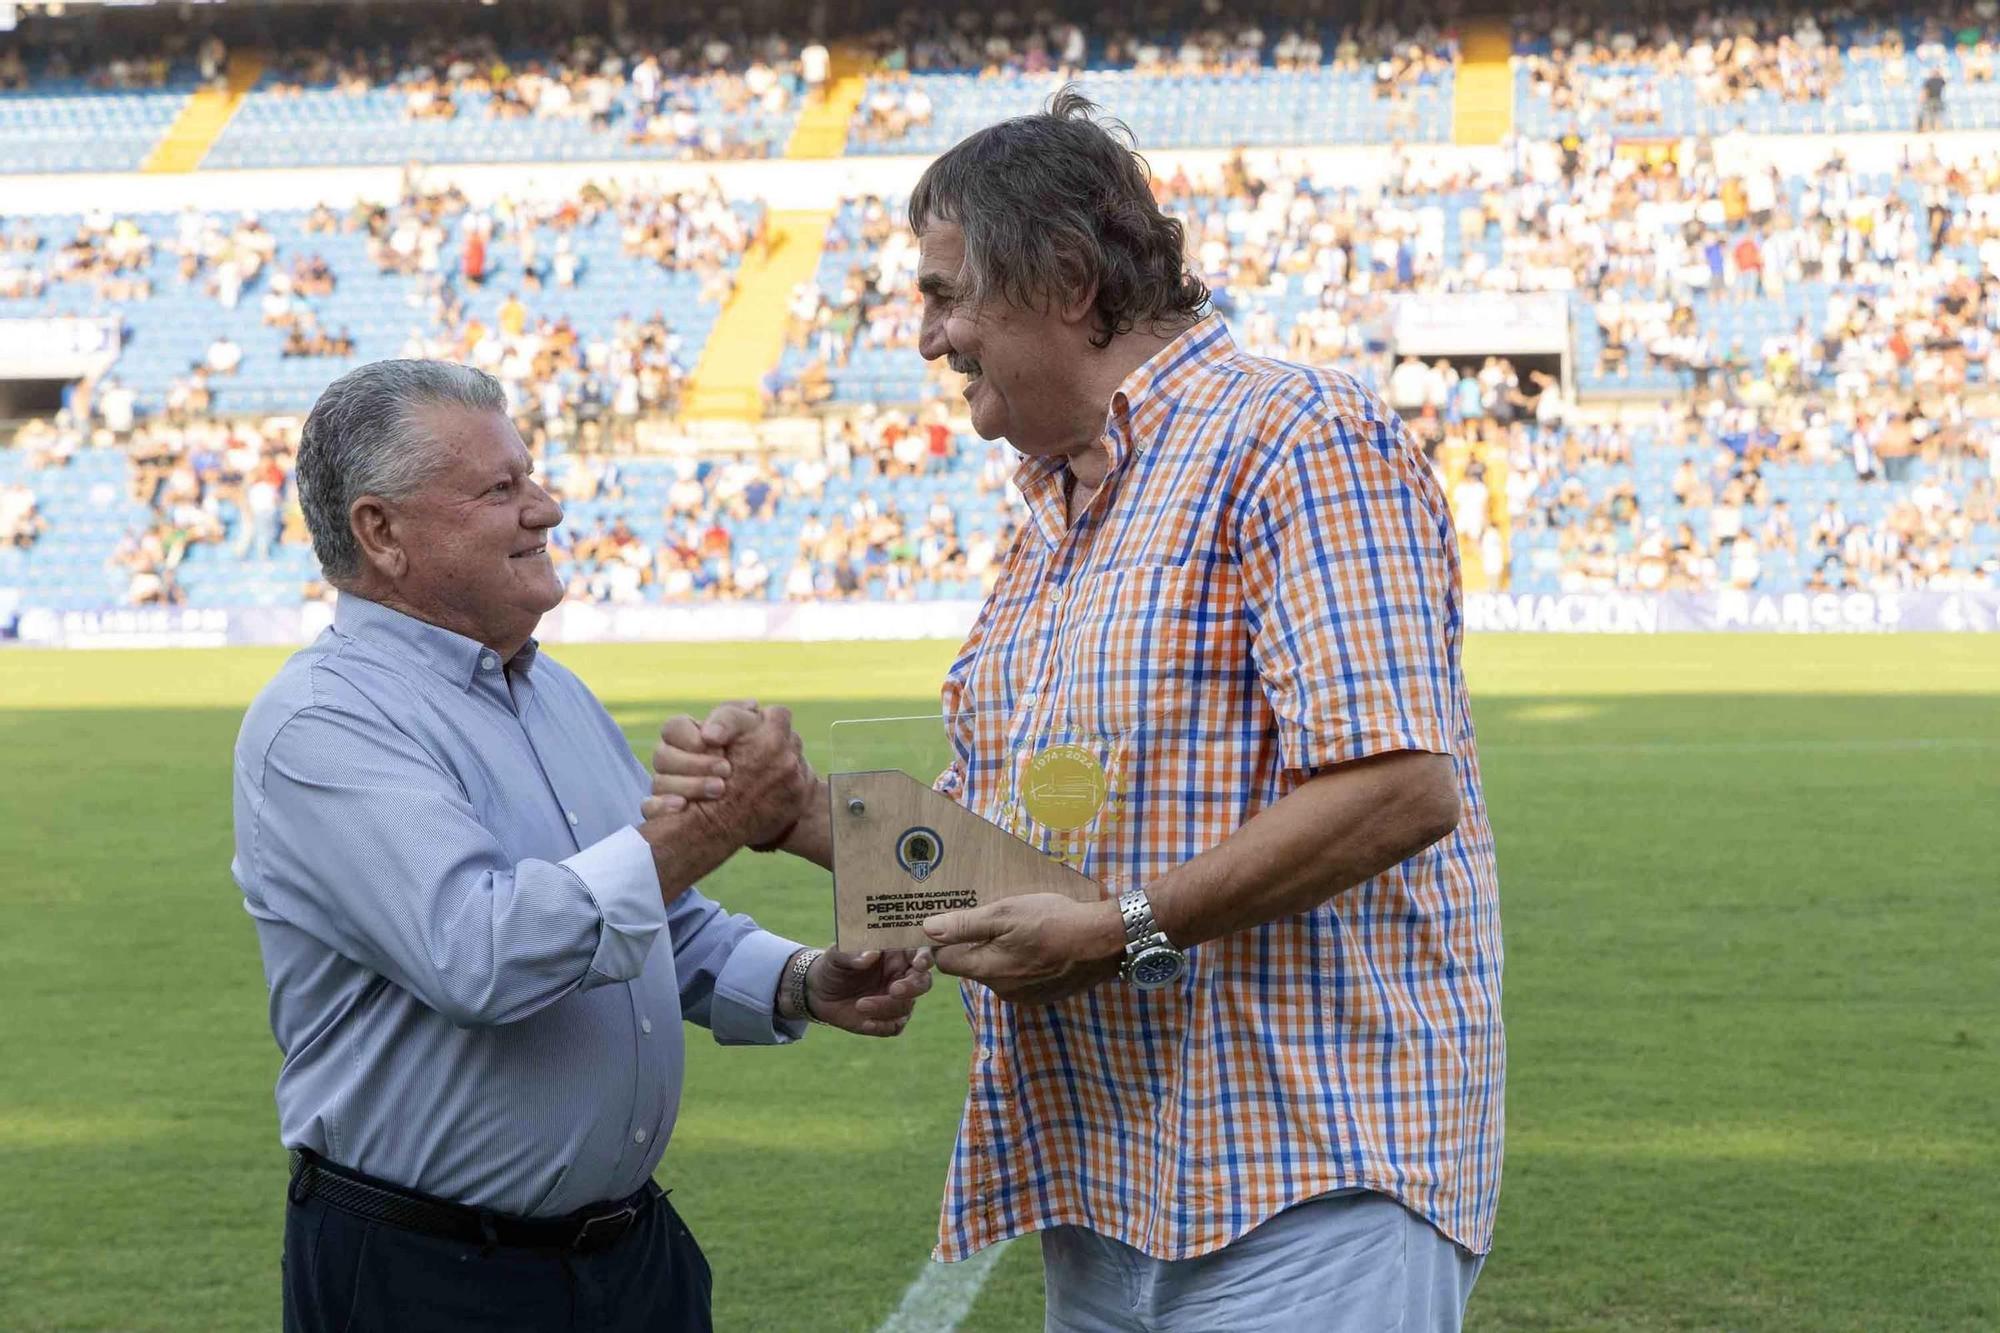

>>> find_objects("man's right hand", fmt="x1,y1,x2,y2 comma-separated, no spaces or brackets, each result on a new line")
643,700,763,814
636,703,815,900
642,700,832,871
659,704,809,848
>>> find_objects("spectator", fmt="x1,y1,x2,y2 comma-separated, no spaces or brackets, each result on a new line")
99,379,137,438
498,291,529,337
1919,66,1948,133
207,335,244,376
0,484,50,550
238,455,286,559
801,41,830,101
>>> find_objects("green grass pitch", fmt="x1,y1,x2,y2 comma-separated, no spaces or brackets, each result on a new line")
2,635,1996,1331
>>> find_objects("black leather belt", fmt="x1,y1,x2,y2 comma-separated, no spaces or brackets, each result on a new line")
288,1149,657,1255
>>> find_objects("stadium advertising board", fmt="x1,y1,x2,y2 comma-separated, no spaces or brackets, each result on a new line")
11,594,1998,647
13,606,238,649
1464,590,2000,633
1393,292,1570,357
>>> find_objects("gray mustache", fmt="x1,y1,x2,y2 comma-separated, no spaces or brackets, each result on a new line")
949,355,981,375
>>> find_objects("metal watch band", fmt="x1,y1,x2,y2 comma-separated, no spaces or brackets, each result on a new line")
1117,888,1167,954
781,947,824,1023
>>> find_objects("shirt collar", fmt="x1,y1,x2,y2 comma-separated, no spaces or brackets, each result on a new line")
1009,314,1234,513
333,593,539,691
1106,313,1232,457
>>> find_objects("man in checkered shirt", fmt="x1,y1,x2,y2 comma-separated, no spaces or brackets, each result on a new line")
656,91,1503,1332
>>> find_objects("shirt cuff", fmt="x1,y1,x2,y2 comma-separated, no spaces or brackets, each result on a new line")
708,928,809,1046
562,826,668,987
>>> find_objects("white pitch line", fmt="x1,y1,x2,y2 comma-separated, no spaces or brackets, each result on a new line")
875,1241,1014,1333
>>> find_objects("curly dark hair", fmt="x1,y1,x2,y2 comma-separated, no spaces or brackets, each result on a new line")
907,87,1210,349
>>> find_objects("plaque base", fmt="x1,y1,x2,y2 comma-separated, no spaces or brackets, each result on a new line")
829,770,1104,951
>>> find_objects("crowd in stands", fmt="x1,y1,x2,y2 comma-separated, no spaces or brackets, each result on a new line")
393,177,756,436
7,116,1998,604
0,165,776,607
765,133,1998,596
851,11,1456,146
5,400,1023,607
5,0,1454,157
1162,140,1997,590
2,213,157,305
1518,7,1849,123
2,169,759,439
15,333,1987,608
18,0,2000,147
1402,358,1997,594
1124,135,2000,398
3,2,1460,96
35,113,2000,604
4,0,1999,604
848,7,1454,80
1514,3,2000,134
2,3,819,160
773,194,936,409
258,27,812,161
543,413,1016,603
0,107,922,604
4,411,299,606
447,190,712,425
0,30,226,90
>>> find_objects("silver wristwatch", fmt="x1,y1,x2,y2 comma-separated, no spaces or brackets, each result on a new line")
1117,888,1186,990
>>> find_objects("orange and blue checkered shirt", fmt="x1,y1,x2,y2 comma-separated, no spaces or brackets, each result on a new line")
934,316,1504,1262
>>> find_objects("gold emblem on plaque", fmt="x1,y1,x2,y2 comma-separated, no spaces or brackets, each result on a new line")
1021,744,1109,832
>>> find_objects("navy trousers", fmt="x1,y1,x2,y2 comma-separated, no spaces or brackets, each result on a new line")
282,1182,713,1332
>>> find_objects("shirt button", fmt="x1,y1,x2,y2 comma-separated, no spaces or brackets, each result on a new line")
480,654,498,670
633,1128,647,1144
567,810,579,826
640,1018,653,1035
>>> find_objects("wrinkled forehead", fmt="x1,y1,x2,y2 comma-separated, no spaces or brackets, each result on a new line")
416,404,531,480
914,219,968,283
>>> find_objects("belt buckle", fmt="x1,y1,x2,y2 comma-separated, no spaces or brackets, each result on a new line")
573,1202,639,1253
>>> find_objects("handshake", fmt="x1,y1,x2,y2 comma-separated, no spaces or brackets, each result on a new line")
638,699,821,859
634,699,1129,1012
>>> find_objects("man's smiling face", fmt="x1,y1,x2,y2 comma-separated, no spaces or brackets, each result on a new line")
915,219,1077,457
385,406,565,651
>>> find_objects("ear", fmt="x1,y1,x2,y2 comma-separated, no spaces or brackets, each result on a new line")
1057,278,1100,330
349,494,409,581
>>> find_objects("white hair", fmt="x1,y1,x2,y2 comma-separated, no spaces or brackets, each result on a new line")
296,359,506,582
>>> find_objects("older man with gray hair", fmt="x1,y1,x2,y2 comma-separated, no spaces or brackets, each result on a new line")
655,92,1503,1331
231,360,932,1333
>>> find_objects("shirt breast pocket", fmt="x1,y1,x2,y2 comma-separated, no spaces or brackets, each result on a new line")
1056,563,1211,738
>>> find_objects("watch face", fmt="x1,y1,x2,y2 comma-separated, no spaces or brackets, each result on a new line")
1129,947,1185,990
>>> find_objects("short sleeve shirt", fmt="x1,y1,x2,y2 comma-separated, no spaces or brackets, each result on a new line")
933,318,1504,1262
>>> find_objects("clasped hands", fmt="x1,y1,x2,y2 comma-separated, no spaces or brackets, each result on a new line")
647,701,1127,1006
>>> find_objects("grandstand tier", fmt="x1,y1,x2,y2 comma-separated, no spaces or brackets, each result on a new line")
11,7,2000,174
1,2,1996,629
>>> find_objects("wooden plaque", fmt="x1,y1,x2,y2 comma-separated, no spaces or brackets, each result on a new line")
829,770,1104,951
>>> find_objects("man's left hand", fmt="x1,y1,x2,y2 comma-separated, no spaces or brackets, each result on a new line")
807,948,934,1037
922,895,1125,1003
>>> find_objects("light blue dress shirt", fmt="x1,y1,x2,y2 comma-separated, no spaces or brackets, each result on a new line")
231,594,804,1218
